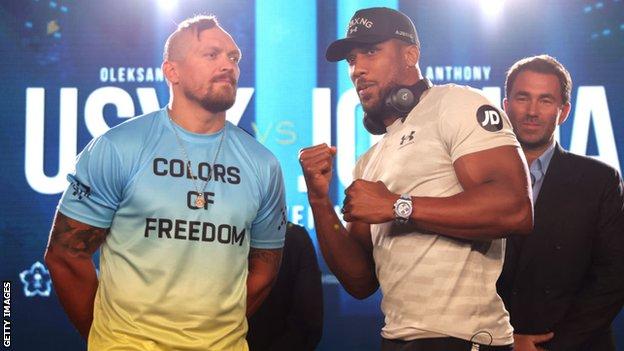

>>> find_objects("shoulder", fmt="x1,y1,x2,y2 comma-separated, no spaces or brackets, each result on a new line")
561,150,622,181
227,122,280,168
426,84,501,119
78,109,165,172
99,109,164,147
430,84,491,103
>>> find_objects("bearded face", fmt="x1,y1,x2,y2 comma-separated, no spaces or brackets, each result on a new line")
184,74,238,113
172,26,242,114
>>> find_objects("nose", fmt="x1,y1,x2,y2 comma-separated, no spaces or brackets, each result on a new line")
219,55,238,74
220,59,236,72
350,54,367,81
527,99,539,117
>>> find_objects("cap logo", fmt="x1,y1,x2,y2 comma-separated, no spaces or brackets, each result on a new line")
395,30,414,40
348,17,374,33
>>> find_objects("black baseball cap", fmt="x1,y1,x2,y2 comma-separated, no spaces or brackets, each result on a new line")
325,7,419,62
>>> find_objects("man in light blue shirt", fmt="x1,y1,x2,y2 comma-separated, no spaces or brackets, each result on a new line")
45,15,287,351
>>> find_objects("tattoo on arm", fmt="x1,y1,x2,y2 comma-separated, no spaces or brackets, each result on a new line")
47,212,108,259
248,248,282,273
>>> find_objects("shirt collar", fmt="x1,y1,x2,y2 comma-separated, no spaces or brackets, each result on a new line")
530,142,556,182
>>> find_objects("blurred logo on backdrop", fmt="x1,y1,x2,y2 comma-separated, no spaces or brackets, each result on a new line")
19,261,52,297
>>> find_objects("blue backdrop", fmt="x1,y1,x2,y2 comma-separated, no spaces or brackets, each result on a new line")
0,0,622,349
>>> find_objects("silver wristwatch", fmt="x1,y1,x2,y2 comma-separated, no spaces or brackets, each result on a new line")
393,193,412,225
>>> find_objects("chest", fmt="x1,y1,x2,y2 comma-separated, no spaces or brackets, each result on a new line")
120,140,262,228
359,118,459,196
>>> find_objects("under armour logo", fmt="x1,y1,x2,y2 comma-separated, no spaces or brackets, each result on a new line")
349,26,358,34
400,131,415,145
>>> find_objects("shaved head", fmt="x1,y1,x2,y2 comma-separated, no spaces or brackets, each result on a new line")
163,15,220,62
162,14,241,114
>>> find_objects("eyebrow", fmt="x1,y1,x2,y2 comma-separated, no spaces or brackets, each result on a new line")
539,93,556,100
346,44,380,58
228,49,241,57
514,91,556,100
357,43,379,51
198,44,219,52
199,44,240,56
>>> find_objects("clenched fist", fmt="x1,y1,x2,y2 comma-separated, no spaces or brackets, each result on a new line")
342,179,400,224
298,144,337,203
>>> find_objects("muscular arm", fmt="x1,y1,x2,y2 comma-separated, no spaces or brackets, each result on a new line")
311,199,378,299
247,248,282,316
300,144,378,299
344,146,533,240
44,211,108,340
410,145,533,239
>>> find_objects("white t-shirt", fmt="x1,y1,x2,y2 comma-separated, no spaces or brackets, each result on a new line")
354,84,519,345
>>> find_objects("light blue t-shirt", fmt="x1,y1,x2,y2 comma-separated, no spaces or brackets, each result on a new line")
58,108,287,350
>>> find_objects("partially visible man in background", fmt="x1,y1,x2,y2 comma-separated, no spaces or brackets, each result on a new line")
247,222,323,351
498,54,624,351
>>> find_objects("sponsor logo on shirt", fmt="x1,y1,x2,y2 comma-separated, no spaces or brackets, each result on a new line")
399,130,416,148
70,179,91,200
476,105,503,132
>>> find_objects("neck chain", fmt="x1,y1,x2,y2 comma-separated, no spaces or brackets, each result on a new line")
168,115,226,208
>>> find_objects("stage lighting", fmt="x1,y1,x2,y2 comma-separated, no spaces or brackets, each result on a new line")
479,0,505,18
157,0,178,12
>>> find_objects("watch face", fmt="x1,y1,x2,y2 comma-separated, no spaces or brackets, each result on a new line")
397,201,411,217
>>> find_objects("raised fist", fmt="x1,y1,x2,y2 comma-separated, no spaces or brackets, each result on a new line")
342,179,398,224
298,144,337,202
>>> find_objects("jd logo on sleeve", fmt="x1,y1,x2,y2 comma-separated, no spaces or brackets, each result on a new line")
476,105,503,132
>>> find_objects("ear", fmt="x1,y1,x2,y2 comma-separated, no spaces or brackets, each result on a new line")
503,97,509,113
558,102,571,126
162,60,180,85
404,44,420,67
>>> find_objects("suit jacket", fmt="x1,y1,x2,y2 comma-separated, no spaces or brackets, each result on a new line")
497,144,624,351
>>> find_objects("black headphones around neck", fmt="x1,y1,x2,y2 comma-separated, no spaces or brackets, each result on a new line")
363,78,433,135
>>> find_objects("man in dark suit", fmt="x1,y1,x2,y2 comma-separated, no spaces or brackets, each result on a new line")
498,54,624,351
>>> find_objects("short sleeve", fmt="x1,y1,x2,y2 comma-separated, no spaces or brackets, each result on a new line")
353,158,364,180
58,136,125,228
250,157,287,249
353,144,377,181
438,87,519,163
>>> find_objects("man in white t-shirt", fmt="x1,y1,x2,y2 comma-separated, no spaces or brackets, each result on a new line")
299,7,533,351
